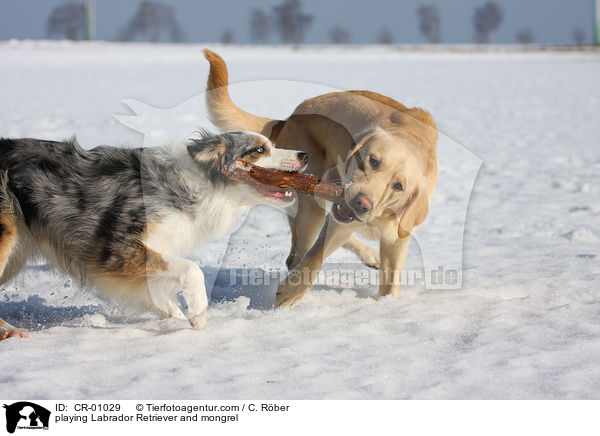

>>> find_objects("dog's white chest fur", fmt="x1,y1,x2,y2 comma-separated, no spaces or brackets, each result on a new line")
146,197,246,257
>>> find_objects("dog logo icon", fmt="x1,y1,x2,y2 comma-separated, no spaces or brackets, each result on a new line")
3,402,50,433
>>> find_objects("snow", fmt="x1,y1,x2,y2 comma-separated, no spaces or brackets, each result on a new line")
1,41,599,399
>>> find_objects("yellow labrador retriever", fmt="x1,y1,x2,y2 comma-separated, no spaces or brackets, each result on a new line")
203,49,438,307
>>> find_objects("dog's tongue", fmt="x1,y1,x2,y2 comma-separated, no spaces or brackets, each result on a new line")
255,186,293,200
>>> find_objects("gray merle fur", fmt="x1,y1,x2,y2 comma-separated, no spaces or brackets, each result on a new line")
0,132,260,286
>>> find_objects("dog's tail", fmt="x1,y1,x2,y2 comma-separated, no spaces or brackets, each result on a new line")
203,49,281,136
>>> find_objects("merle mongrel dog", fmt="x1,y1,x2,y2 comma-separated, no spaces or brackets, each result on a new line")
0,131,308,339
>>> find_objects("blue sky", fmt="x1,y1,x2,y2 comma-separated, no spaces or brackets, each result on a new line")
0,0,595,44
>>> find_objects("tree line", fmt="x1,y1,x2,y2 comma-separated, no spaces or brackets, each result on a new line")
47,0,590,45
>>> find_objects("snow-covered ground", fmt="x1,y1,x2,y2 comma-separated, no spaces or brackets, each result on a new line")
1,41,599,399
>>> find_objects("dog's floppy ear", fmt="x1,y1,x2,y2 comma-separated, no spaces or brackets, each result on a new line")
397,185,430,239
187,135,226,169
187,134,231,183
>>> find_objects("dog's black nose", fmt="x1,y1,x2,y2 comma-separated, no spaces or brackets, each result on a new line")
351,192,373,214
297,152,309,162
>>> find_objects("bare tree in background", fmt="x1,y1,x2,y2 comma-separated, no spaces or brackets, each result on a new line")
272,0,313,43
221,29,234,44
47,2,86,40
417,5,440,43
473,1,503,43
377,27,394,44
119,1,184,42
329,25,351,44
250,8,270,43
572,27,587,45
516,28,535,44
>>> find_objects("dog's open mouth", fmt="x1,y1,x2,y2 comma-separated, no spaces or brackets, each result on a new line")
332,199,360,223
254,185,295,203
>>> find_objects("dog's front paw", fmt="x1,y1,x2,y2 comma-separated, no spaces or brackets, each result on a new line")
275,280,309,308
188,309,207,330
0,327,28,341
358,247,381,269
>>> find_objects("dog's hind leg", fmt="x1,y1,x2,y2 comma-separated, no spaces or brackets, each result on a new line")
277,216,358,307
286,196,326,271
0,211,28,341
0,214,17,279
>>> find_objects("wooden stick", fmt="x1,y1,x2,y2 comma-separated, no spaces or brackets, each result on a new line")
223,159,343,203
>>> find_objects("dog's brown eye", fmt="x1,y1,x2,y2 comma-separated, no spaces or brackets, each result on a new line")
369,155,380,169
393,182,404,191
